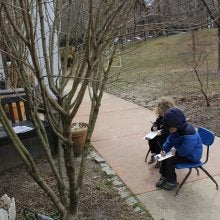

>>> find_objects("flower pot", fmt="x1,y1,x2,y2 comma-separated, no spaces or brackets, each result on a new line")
71,122,88,155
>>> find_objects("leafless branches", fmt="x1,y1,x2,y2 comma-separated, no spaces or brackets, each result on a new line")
0,0,146,219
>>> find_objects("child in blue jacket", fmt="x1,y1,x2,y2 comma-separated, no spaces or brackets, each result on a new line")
155,107,203,190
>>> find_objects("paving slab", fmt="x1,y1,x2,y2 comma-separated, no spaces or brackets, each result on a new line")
138,176,220,220
76,92,220,194
75,91,220,219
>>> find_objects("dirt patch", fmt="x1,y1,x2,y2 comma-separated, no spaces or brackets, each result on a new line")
0,155,152,220
176,94,220,136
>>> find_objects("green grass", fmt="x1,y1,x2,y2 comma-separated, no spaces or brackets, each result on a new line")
107,28,220,99
122,29,217,69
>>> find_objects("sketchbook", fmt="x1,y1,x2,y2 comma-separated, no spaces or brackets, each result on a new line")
144,130,161,140
154,149,174,161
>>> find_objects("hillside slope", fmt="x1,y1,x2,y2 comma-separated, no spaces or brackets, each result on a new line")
106,28,220,135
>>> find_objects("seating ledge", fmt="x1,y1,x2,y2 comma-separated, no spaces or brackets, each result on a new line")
0,120,50,146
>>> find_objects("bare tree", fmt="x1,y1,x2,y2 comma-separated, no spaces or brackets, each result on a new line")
128,0,209,41
200,0,220,71
0,0,145,219
181,31,213,106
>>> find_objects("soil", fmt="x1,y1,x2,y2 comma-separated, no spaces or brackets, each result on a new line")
0,155,152,220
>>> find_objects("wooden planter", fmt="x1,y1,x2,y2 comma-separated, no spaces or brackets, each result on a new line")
71,122,88,155
5,101,25,121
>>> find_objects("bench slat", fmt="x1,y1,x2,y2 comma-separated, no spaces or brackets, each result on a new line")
1,94,28,122
16,101,24,121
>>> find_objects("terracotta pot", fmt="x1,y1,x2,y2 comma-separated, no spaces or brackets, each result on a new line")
71,122,88,155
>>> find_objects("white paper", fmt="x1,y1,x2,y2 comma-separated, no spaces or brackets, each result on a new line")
154,150,174,161
12,126,33,133
144,130,161,140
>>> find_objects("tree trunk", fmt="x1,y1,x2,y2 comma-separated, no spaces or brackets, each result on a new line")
62,210,78,220
201,0,220,72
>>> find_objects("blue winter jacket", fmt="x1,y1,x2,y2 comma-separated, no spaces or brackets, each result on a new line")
162,124,203,162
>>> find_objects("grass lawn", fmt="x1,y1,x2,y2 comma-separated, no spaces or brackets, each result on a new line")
107,28,220,99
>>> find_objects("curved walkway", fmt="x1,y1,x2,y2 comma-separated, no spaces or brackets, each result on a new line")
76,92,220,220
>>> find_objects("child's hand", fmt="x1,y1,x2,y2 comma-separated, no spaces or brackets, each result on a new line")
160,150,166,157
157,130,161,136
172,148,176,155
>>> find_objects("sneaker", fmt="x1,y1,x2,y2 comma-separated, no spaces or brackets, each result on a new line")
155,176,167,188
162,181,177,191
148,154,156,164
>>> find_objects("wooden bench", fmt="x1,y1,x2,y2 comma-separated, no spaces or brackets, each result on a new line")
0,89,57,172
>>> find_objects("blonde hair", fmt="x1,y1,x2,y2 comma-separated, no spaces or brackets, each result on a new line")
155,97,175,117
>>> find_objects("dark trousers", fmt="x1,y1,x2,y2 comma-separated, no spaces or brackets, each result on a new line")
148,137,164,154
159,155,192,182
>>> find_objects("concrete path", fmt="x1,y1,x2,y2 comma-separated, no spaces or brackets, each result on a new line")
75,92,220,220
